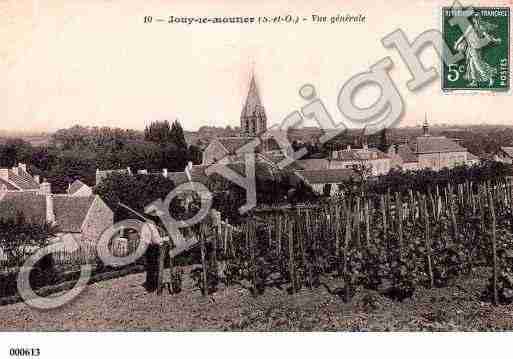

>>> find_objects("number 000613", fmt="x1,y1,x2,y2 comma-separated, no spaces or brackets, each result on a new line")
9,348,40,357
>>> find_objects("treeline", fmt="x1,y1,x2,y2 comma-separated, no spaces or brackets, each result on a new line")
0,121,202,193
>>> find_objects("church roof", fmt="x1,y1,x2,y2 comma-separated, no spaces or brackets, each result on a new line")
412,136,467,154
241,76,265,119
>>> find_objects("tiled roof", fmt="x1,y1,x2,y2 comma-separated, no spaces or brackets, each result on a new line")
166,165,210,187
53,196,96,232
296,159,330,171
0,166,40,190
0,192,47,223
295,169,357,185
397,144,418,163
7,169,40,190
259,153,304,171
226,161,278,181
500,147,513,158
413,136,467,154
68,179,89,195
0,192,96,233
166,158,282,187
0,178,19,191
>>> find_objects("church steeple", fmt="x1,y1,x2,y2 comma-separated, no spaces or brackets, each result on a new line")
423,114,430,136
240,75,267,137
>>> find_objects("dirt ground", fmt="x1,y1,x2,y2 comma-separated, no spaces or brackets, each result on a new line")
1,267,513,331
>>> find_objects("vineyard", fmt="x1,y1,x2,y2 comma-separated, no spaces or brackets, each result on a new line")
173,177,513,306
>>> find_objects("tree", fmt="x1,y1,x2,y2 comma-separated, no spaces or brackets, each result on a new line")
144,120,173,145
170,120,188,150
93,172,177,222
0,139,34,167
44,149,97,193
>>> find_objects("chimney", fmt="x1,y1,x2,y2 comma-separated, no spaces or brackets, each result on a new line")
162,168,168,178
11,166,19,175
34,175,40,184
18,163,27,172
346,145,351,151
40,180,52,195
45,195,56,224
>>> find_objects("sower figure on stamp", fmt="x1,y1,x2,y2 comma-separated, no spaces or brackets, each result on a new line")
454,12,502,87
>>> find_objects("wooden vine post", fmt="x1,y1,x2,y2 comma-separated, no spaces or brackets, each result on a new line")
288,217,297,293
277,215,283,256
448,183,458,241
223,220,229,257
395,192,404,250
380,195,387,240
249,221,258,295
297,213,311,289
487,185,499,306
156,241,167,296
211,215,219,278
199,224,209,296
343,201,352,276
421,195,434,288
364,198,371,246
355,196,361,248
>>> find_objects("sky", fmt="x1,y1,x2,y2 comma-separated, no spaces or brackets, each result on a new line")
2,0,512,133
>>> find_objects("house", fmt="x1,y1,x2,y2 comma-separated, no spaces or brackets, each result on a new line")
202,137,257,165
389,120,478,171
0,192,114,245
295,168,358,196
0,163,51,194
329,144,392,176
388,144,420,171
67,179,93,197
494,147,513,164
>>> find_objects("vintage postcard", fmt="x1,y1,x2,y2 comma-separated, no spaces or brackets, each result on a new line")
1,0,513,358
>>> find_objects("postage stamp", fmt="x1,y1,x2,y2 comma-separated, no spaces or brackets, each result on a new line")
442,6,510,91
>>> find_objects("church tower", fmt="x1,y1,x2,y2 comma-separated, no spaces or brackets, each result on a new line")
422,114,430,136
240,76,267,137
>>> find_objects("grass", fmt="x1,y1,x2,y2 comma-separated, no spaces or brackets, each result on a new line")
1,266,513,331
